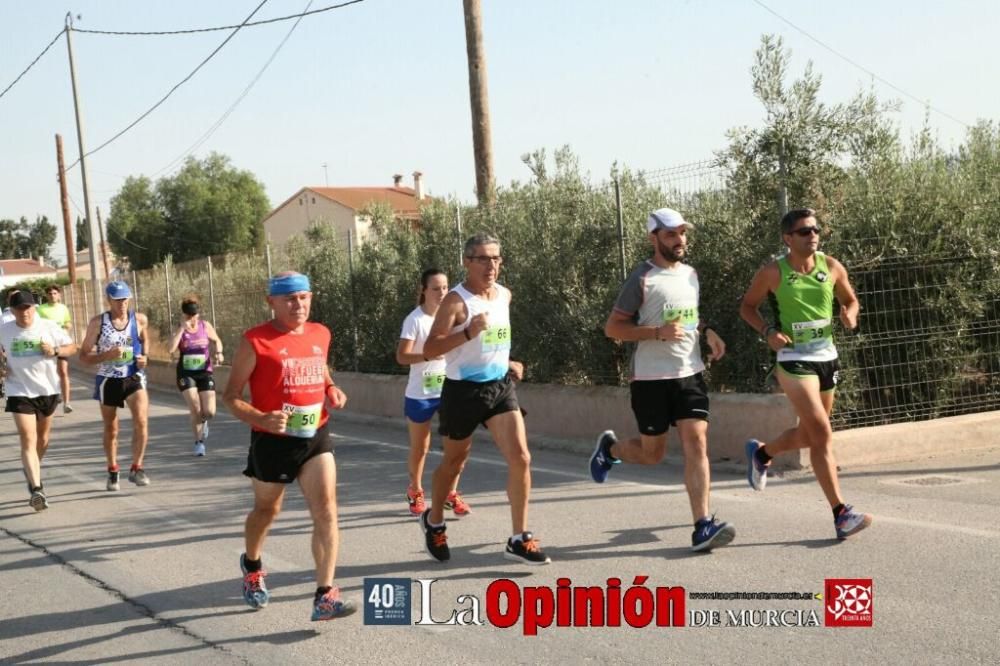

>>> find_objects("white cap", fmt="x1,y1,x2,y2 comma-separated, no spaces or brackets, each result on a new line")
646,207,692,233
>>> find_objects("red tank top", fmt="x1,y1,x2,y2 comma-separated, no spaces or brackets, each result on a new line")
245,321,331,436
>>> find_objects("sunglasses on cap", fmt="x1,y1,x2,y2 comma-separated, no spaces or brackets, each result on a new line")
789,226,821,237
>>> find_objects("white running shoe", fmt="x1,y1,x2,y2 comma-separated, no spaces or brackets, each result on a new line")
194,441,206,457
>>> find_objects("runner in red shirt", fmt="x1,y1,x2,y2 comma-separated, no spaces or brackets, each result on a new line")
223,271,353,621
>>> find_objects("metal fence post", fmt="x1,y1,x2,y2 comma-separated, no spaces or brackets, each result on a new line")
347,229,359,372
82,281,90,326
132,270,140,313
265,242,273,278
164,261,173,330
456,202,463,264
614,176,627,281
207,255,217,327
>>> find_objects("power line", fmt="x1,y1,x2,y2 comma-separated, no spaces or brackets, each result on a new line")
0,28,64,102
72,0,366,36
150,0,315,179
66,0,271,171
750,0,970,129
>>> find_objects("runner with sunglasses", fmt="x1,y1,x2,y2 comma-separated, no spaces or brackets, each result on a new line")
739,207,871,539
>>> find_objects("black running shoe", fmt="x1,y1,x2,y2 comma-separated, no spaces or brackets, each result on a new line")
504,532,552,565
420,509,450,562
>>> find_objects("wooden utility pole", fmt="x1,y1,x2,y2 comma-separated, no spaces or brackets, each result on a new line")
55,133,77,282
96,206,110,280
462,0,495,207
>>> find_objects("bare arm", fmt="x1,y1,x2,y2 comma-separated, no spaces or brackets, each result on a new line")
223,336,280,432
829,256,860,330
604,309,684,343
396,338,426,366
740,263,792,352
205,321,225,361
424,292,477,358
135,313,149,369
167,325,185,355
323,365,347,409
78,315,118,365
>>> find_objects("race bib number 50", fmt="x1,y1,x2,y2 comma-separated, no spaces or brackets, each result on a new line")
283,403,323,438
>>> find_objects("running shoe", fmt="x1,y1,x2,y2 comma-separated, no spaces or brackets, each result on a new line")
745,439,770,491
835,505,872,539
444,490,471,517
240,554,270,609
691,515,736,552
29,488,49,512
589,430,620,483
504,532,551,565
63,403,74,415
107,469,120,492
201,419,210,442
311,586,355,621
420,509,450,562
129,467,150,486
193,441,206,457
406,486,426,516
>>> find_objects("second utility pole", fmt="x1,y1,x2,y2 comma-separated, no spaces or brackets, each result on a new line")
463,0,495,207
65,13,105,307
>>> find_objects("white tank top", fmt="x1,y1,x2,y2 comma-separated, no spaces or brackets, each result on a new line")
445,283,511,382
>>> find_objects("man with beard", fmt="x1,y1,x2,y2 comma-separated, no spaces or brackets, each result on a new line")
590,208,736,552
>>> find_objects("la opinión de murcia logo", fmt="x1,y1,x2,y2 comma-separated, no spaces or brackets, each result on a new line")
824,578,873,627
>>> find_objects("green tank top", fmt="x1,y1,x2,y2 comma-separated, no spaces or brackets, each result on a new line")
769,252,836,358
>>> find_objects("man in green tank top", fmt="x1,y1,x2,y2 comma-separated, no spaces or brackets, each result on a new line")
739,208,871,540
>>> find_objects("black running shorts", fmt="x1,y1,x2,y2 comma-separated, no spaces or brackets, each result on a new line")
177,371,215,393
438,374,520,440
630,373,710,437
778,359,840,392
93,374,147,408
243,422,333,484
6,394,59,417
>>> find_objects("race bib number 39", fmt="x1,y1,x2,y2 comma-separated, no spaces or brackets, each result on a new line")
283,403,323,438
663,305,699,330
791,318,833,352
422,370,445,395
481,324,511,352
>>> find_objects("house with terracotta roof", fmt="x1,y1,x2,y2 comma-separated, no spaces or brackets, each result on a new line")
262,171,429,248
0,257,58,288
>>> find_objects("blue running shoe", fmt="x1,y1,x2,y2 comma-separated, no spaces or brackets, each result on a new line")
589,430,620,483
691,515,736,552
745,439,770,491
311,586,356,621
240,553,270,609
835,505,872,540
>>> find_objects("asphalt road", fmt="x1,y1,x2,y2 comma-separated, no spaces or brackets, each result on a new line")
1,372,997,664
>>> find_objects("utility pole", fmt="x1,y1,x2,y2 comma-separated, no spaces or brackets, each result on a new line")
96,206,110,280
65,14,104,305
462,0,495,207
55,133,77,283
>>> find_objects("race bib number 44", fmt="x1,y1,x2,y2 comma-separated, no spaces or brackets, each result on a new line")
283,403,323,438
481,324,511,352
663,305,699,330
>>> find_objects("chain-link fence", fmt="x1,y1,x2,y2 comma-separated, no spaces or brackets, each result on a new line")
60,161,999,433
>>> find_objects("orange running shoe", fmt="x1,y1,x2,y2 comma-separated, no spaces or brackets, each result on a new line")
406,486,426,516
444,490,471,517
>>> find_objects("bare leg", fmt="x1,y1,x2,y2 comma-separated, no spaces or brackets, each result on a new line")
125,389,149,467
245,480,285,560
298,452,339,587
15,413,41,488
100,405,119,468
485,410,531,534
430,437,471,524
406,419,432,489
610,432,668,465
181,388,201,440
676,419,710,521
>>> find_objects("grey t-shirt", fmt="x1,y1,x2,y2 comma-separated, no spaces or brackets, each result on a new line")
613,260,704,381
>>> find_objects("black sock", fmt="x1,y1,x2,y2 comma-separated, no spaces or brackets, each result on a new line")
243,556,262,573
31,485,43,493
832,504,845,519
315,585,332,600
755,447,772,464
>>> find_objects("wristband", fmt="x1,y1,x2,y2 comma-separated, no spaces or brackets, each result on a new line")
763,325,778,338
463,328,472,341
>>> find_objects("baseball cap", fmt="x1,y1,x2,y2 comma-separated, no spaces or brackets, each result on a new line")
105,281,132,300
646,208,693,233
9,291,37,308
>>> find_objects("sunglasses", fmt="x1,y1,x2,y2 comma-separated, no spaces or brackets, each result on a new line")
789,226,821,237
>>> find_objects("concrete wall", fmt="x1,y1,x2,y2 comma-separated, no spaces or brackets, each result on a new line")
130,361,1000,471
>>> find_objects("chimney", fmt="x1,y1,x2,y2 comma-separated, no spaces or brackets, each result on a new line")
413,171,424,200
393,173,403,188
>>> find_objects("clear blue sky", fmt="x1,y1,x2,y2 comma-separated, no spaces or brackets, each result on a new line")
2,0,997,265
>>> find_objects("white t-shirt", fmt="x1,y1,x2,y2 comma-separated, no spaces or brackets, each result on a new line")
0,318,72,397
400,306,447,400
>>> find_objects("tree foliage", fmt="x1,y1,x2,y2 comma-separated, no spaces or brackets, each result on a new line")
0,215,58,262
107,153,270,270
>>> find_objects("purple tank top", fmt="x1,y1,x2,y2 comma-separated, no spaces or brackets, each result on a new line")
178,319,212,373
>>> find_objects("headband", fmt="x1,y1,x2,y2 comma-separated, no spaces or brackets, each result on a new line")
268,274,311,295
